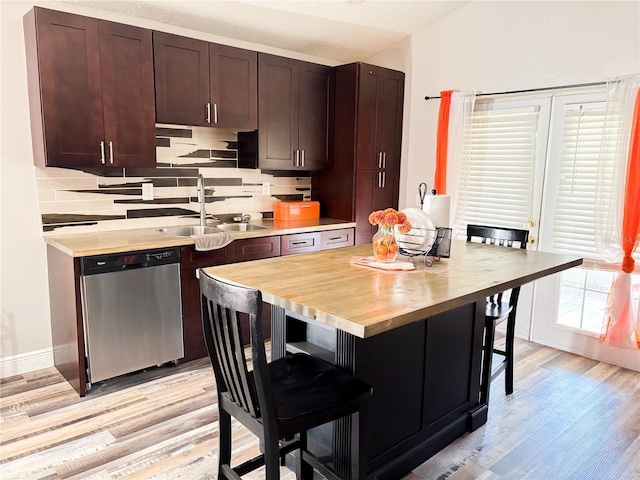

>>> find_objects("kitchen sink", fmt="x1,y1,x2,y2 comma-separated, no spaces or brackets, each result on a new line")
158,226,220,237
216,223,268,232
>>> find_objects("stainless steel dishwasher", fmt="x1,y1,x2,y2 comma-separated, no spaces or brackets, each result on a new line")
80,247,184,388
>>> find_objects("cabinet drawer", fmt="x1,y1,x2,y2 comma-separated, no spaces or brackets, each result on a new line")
281,232,321,256
234,236,280,262
320,228,355,250
180,245,235,269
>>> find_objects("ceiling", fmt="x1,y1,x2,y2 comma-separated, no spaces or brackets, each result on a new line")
64,0,471,62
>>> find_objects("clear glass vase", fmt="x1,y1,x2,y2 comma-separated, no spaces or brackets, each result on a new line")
372,226,398,262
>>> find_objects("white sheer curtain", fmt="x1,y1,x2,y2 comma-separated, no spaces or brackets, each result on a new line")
595,74,640,349
446,91,476,236
595,74,640,262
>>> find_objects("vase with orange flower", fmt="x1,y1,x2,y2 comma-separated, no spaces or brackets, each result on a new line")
368,208,412,262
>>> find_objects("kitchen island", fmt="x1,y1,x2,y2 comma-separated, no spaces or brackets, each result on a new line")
202,241,582,479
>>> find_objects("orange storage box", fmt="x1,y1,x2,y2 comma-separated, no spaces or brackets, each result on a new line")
273,201,320,221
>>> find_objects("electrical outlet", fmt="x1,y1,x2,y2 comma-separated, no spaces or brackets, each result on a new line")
262,182,271,196
142,182,154,201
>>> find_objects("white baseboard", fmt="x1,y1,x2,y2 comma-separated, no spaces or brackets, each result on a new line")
1,348,54,378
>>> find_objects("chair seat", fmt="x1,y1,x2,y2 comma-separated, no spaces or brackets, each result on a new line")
485,301,512,323
269,353,371,435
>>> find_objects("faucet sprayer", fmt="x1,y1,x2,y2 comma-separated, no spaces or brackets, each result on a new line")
197,174,207,227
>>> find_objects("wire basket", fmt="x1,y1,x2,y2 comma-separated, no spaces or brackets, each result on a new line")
397,226,452,266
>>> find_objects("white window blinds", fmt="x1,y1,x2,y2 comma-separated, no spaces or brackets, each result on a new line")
543,94,622,261
455,99,549,233
552,101,610,257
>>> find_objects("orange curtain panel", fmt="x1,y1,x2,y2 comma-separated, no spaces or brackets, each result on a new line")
601,87,640,349
434,90,453,194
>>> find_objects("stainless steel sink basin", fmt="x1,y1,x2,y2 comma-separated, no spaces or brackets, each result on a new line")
216,223,268,232
158,226,220,237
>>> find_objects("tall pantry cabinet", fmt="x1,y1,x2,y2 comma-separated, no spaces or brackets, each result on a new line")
312,63,404,245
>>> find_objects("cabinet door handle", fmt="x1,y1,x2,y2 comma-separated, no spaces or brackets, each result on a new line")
382,171,386,188
378,152,383,168
294,150,299,167
108,141,114,164
100,141,106,164
206,103,211,123
213,103,218,124
377,171,382,188
301,149,305,167
382,152,386,168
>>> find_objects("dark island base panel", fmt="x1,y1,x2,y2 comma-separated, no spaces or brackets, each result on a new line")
272,300,486,479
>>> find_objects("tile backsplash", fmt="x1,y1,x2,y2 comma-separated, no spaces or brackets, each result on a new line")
36,125,311,235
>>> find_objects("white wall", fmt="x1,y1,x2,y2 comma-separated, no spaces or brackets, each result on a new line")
0,0,340,377
401,0,640,209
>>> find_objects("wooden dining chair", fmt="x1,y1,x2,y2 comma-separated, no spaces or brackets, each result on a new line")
199,270,372,480
466,224,529,403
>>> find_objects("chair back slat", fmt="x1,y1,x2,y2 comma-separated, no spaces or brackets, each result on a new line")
200,272,262,418
467,224,528,250
467,224,529,309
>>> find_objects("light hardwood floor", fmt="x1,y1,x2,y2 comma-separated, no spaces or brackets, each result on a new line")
1,337,639,480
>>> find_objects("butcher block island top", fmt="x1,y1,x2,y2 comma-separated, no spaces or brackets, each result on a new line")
202,241,583,338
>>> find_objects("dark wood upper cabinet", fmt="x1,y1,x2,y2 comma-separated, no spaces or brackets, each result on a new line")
153,32,257,129
24,7,156,168
99,21,156,167
211,44,258,129
356,64,405,171
312,63,404,245
256,53,334,171
153,33,209,127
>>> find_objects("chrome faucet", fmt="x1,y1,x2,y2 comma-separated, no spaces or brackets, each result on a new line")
241,214,251,223
197,174,206,227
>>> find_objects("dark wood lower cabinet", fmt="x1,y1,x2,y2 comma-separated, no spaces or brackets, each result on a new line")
281,232,321,256
354,169,400,245
46,245,87,396
234,235,281,261
179,245,235,362
180,236,281,361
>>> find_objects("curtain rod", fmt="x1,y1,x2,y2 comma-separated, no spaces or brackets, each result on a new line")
423,81,606,100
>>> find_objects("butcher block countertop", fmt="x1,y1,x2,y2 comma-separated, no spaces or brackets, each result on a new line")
44,218,355,257
202,242,583,338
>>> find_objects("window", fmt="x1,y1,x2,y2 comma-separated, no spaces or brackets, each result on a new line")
542,92,638,334
454,98,549,235
559,267,640,334
456,91,636,337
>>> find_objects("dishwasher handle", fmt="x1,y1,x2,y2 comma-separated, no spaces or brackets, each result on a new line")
120,261,148,271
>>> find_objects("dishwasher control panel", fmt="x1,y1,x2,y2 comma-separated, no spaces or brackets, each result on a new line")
80,248,180,275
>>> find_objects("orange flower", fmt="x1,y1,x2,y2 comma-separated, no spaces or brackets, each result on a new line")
397,221,412,234
368,208,412,231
